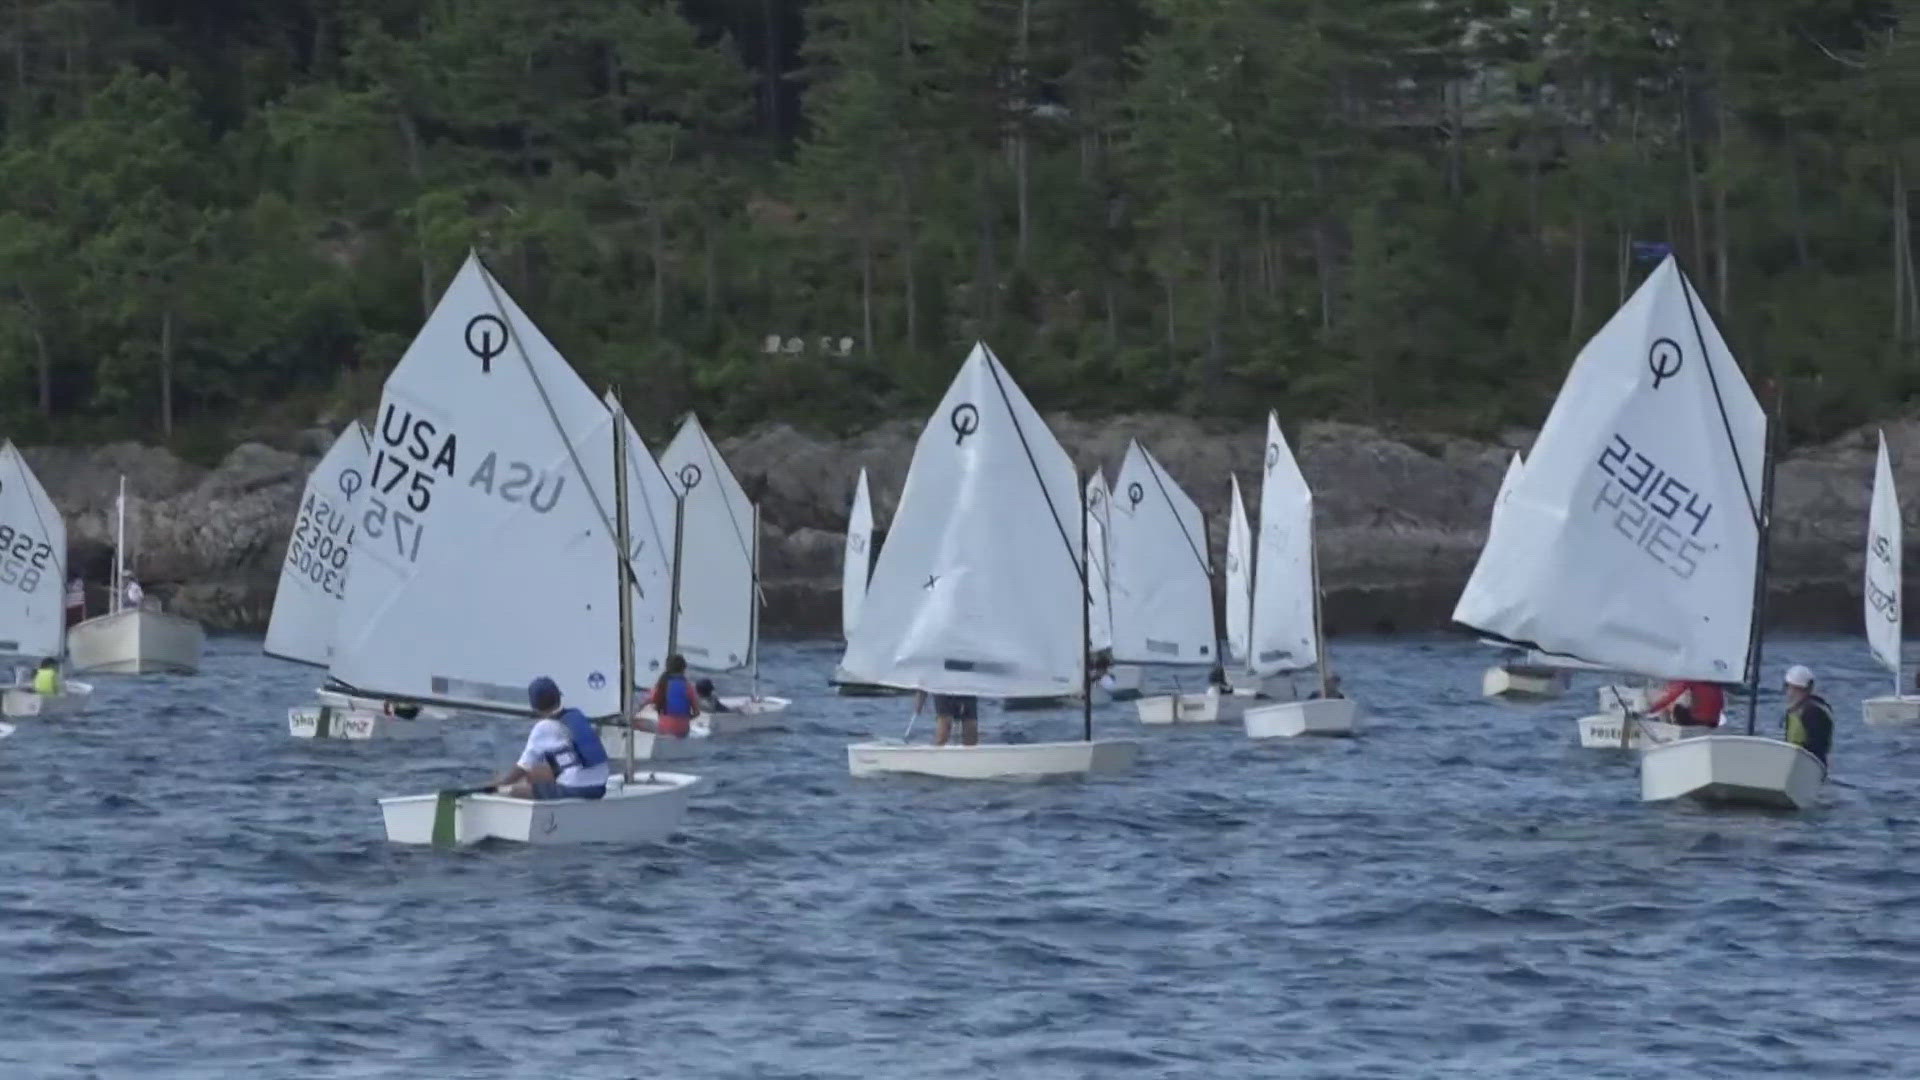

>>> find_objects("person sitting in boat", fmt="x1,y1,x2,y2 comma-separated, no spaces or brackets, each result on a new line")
644,654,701,738
383,699,422,720
31,658,60,696
1782,665,1834,768
489,676,608,800
694,678,735,714
1089,650,1119,694
917,691,978,747
1307,674,1345,700
1640,679,1725,728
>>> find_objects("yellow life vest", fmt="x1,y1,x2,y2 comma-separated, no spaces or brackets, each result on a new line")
32,667,59,695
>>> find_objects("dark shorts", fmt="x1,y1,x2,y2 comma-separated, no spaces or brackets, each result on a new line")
933,695,979,722
530,781,606,801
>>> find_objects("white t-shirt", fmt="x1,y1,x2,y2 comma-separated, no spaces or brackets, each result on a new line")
516,718,608,789
125,580,143,607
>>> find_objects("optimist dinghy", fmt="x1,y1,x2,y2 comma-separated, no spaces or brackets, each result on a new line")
1456,255,1814,808
0,442,93,719
342,252,700,842
839,342,1140,780
1236,413,1359,739
1860,433,1920,725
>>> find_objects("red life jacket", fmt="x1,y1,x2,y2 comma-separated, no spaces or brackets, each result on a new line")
1686,682,1725,724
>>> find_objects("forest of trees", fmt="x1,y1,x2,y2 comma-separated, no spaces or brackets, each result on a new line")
1,0,1917,452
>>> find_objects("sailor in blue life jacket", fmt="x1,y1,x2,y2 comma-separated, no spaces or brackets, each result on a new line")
488,676,609,800
1782,664,1835,768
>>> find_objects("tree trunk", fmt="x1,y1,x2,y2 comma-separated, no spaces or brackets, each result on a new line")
1203,236,1225,400
1681,75,1706,280
859,211,875,358
1894,156,1906,344
1311,158,1336,331
160,305,174,441
1014,0,1032,265
898,167,918,351
31,313,51,417
397,112,432,319
704,217,719,325
1714,79,1730,310
650,207,666,334
761,0,782,139
1569,207,1586,344
1784,127,1810,269
976,159,999,328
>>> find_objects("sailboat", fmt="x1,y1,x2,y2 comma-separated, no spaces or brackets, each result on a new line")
830,469,903,697
841,342,1141,780
1112,441,1228,724
1242,413,1357,738
66,476,204,675
0,441,93,718
1862,432,1918,725
658,414,790,729
1086,471,1142,702
1455,255,1821,807
271,424,443,739
346,252,697,845
596,392,703,763
1477,453,1569,700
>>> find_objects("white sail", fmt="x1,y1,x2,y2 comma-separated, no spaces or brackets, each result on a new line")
1496,452,1523,509
0,441,67,660
603,394,677,682
264,423,370,667
1225,473,1252,667
1453,256,1765,682
1086,472,1114,653
1108,440,1215,667
842,469,874,641
330,252,624,717
659,415,756,672
1250,413,1318,675
1866,431,1903,679
838,342,1083,697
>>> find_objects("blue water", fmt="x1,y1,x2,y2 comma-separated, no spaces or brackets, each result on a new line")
3,634,1917,1078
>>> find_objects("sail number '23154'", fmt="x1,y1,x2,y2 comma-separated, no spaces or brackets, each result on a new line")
1591,433,1713,580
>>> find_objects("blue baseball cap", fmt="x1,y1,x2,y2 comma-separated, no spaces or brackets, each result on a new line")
527,676,561,712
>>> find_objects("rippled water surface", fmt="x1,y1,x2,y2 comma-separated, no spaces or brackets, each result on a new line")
4,634,1919,1078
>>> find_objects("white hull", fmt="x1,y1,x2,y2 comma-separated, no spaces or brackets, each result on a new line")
832,667,911,697
380,771,700,846
1597,684,1649,714
634,695,789,736
1244,697,1359,739
1639,735,1825,810
67,609,204,675
289,704,439,740
846,739,1141,780
1863,695,1920,726
1137,690,1246,725
1,681,94,719
599,724,701,762
1576,714,1686,750
1482,664,1564,700
312,689,453,719
0,721,13,738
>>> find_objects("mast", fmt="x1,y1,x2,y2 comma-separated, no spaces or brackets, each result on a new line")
1744,382,1784,735
668,492,686,660
748,501,762,699
1080,471,1092,743
613,396,636,783
1309,517,1330,697
113,475,126,614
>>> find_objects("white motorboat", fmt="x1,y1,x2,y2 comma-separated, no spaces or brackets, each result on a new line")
2,681,94,719
381,771,701,845
846,739,1139,780
68,475,205,675
1639,735,1825,810
67,608,204,675
837,343,1138,780
1245,697,1359,739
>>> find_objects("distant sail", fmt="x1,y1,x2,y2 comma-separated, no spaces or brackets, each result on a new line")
265,422,370,668
1108,441,1214,667
659,415,756,673
0,441,66,660
838,343,1083,697
1225,473,1252,667
1866,431,1903,678
1250,413,1317,676
842,469,874,642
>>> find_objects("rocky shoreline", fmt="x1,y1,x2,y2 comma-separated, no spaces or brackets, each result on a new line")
20,416,1912,638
